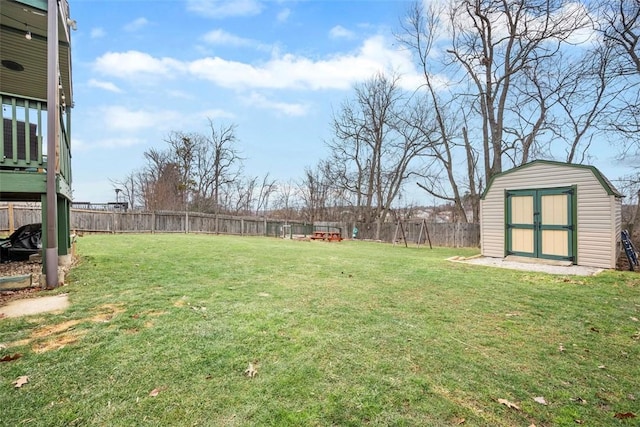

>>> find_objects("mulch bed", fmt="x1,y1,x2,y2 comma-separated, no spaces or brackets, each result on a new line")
0,261,45,308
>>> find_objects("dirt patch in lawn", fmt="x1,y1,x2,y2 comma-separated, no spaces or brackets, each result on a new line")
32,319,82,338
2,303,126,353
90,303,125,323
6,317,85,353
32,329,87,353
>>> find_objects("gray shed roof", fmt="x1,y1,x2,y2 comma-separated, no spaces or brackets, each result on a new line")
481,160,624,199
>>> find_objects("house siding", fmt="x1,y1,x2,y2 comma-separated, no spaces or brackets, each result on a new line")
480,162,620,269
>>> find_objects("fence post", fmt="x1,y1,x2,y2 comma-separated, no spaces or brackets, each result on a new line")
8,203,15,234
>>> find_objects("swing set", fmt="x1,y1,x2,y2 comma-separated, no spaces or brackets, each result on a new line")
393,218,433,249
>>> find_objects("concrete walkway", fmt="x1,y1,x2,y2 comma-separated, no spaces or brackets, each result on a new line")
0,294,69,318
449,256,603,276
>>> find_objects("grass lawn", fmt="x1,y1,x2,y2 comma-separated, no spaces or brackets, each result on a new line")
1,234,639,426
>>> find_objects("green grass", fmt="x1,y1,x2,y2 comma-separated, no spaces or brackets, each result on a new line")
1,234,639,426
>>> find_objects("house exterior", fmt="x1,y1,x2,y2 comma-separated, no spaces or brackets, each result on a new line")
480,160,623,269
0,0,74,284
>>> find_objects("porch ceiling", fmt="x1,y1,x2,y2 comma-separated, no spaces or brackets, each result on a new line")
0,0,73,104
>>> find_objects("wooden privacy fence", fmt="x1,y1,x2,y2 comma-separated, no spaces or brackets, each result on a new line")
0,205,313,238
348,221,480,248
69,209,313,237
0,205,481,247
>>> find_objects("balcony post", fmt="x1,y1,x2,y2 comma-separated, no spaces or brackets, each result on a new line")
45,0,59,289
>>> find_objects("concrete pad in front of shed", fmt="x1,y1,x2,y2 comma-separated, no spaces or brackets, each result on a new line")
0,294,69,318
450,256,603,276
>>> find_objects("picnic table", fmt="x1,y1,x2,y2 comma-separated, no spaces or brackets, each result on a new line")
310,231,343,241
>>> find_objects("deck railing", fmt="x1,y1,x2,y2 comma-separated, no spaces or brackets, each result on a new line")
0,93,71,186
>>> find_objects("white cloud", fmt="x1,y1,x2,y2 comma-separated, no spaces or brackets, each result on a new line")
202,29,254,47
189,35,419,90
329,25,355,40
277,8,291,23
243,92,308,116
93,36,422,92
123,17,149,32
94,51,184,79
90,27,106,39
88,79,123,93
99,106,182,133
166,90,194,100
186,0,263,18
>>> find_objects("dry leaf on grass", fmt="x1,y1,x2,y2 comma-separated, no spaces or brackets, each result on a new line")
0,353,22,363
451,417,465,424
13,375,28,388
614,412,636,420
570,397,587,404
149,386,167,397
244,362,258,378
534,396,547,405
497,398,520,410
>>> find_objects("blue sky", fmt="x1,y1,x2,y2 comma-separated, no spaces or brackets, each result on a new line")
68,0,631,204
69,0,420,203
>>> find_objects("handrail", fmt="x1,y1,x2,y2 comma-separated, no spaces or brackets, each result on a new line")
1,93,71,188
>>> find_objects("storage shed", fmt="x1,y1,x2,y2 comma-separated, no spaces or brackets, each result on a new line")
480,160,623,269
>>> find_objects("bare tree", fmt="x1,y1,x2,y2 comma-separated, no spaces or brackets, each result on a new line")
398,1,610,222
138,148,183,211
271,179,300,219
448,0,591,177
597,0,640,155
398,3,477,222
202,119,244,213
327,72,433,236
299,162,331,223
254,173,277,216
165,131,197,208
155,119,243,213
110,173,135,210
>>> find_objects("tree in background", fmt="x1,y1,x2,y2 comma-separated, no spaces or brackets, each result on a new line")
164,120,244,213
326,72,434,238
598,0,640,157
113,118,244,212
397,0,626,222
